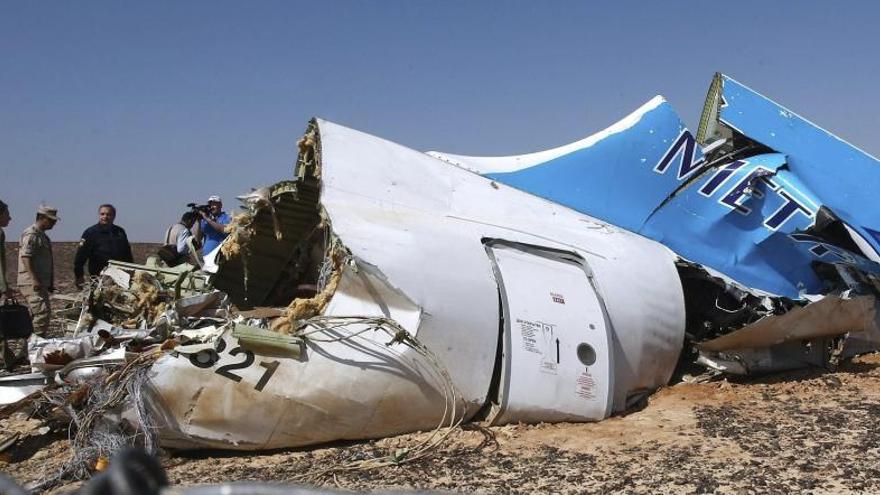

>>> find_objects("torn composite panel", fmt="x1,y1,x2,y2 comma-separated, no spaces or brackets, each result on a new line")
211,180,321,309
429,76,880,299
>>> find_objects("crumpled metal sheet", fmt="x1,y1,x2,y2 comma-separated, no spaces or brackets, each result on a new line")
0,372,49,406
28,335,98,371
697,294,880,352
698,73,880,262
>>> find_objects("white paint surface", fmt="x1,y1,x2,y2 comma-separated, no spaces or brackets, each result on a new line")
426,96,666,173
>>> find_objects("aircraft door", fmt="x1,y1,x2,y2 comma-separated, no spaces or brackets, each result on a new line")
486,241,613,424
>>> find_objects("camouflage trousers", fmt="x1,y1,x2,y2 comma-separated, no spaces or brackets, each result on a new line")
19,285,51,336
0,337,25,370
1,288,49,370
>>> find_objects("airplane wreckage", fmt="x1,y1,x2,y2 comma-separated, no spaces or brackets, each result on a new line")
3,73,880,478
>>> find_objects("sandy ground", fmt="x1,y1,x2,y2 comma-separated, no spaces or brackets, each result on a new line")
3,243,880,493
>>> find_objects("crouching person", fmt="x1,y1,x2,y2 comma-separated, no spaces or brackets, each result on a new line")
159,211,200,267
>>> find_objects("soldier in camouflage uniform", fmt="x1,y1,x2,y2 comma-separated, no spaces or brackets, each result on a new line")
1,200,18,370
0,200,12,300
17,205,59,336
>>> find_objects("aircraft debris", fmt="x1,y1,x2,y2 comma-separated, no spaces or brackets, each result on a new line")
2,73,879,490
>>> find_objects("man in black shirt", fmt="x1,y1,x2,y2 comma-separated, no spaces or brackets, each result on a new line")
74,204,134,288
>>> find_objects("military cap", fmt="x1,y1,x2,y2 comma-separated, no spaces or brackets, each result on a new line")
37,205,60,220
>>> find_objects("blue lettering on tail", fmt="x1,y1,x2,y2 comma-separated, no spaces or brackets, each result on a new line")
652,134,815,233
699,160,746,196
653,130,704,180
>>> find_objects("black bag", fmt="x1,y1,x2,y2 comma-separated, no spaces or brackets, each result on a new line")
157,244,185,267
0,298,34,339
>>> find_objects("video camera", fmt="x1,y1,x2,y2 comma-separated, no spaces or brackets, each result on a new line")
186,202,211,214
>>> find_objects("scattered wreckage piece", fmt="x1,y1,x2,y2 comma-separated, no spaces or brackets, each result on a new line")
1,261,221,489
694,293,880,375
0,372,49,407
697,294,880,353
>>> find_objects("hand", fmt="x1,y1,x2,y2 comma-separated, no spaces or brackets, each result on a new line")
199,210,209,219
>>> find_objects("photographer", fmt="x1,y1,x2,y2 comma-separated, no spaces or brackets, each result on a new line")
195,195,230,256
